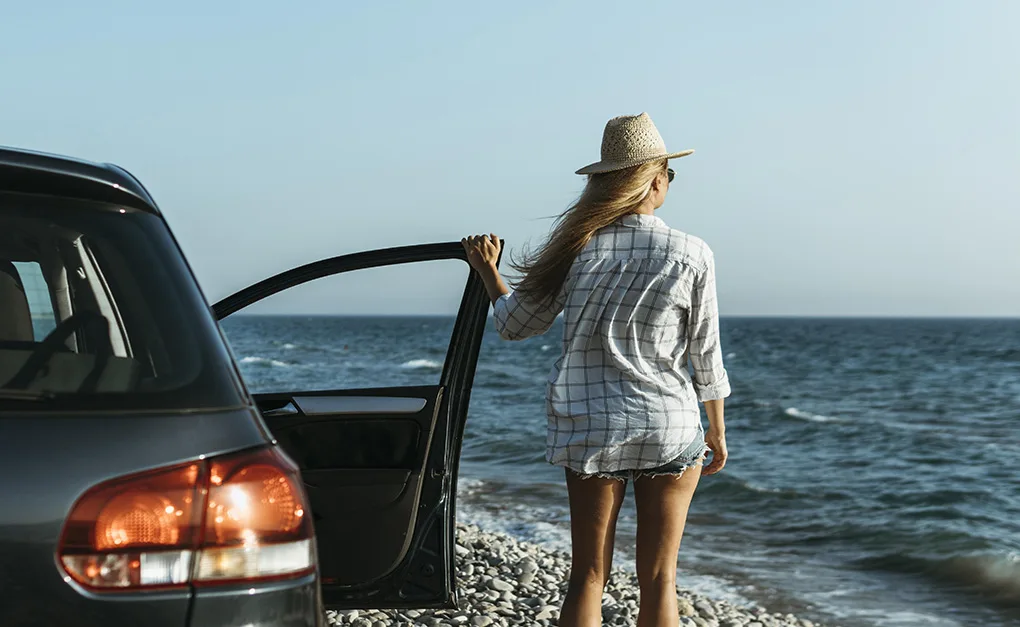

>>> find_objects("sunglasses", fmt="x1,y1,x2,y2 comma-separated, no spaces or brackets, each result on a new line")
667,168,675,183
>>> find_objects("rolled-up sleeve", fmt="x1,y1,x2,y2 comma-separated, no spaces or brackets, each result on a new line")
687,250,731,401
493,289,564,341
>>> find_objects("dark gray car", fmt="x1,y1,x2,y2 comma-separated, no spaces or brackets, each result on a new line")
0,147,490,626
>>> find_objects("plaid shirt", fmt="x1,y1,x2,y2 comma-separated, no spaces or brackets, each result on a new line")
493,213,730,474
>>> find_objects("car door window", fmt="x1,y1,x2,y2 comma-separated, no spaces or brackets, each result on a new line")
220,260,467,394
11,261,56,338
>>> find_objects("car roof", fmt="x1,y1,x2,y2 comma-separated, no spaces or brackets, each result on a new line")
0,146,160,214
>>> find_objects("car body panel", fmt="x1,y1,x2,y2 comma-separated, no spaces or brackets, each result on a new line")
189,574,322,627
0,407,272,626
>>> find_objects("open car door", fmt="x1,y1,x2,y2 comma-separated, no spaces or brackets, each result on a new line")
212,242,493,609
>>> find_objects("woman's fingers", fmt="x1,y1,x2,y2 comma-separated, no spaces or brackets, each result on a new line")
702,449,727,475
461,233,501,264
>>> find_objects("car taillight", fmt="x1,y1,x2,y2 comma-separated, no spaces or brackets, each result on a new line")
58,446,314,591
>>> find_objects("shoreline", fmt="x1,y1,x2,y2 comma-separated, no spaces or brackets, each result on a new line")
327,523,831,627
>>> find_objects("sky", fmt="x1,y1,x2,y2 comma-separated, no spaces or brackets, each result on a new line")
2,0,1017,316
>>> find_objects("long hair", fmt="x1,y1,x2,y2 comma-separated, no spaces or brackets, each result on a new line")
511,159,667,304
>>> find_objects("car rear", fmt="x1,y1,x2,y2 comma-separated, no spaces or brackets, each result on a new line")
0,154,323,627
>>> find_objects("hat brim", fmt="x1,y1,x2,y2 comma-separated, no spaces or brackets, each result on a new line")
575,149,695,175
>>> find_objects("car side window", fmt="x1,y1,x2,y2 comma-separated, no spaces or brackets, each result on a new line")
218,260,469,395
12,261,57,339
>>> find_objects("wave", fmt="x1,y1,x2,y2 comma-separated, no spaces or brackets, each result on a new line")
400,358,443,370
858,551,1020,603
696,474,822,503
783,407,844,423
239,356,291,368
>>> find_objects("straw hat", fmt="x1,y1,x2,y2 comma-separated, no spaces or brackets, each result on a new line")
575,112,694,175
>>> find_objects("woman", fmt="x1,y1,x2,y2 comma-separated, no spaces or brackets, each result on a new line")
462,112,730,627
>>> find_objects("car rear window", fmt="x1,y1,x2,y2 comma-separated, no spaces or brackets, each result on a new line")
0,193,246,411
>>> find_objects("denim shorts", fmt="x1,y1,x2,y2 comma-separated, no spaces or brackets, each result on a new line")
575,430,708,482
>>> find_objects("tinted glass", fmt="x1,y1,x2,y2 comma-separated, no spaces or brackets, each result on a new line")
0,193,246,410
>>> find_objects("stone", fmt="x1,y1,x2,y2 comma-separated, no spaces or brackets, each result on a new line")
678,597,696,617
470,617,493,627
695,601,717,619
489,578,514,592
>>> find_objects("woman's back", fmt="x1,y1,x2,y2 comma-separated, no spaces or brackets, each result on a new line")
548,213,729,473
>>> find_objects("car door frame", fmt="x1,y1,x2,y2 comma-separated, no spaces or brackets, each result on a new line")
212,242,496,609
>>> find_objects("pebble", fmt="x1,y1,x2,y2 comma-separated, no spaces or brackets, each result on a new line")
679,598,696,617
323,523,836,627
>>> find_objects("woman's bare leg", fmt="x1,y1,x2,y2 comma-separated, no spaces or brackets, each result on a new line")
559,470,627,627
632,468,701,627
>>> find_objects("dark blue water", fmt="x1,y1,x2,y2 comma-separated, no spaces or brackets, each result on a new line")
220,316,1020,627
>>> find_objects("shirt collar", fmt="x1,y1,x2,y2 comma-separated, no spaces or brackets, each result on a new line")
618,213,666,228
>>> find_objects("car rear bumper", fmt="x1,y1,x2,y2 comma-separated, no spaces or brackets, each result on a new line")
189,573,322,627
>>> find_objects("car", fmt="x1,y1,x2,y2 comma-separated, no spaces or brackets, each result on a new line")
0,146,492,626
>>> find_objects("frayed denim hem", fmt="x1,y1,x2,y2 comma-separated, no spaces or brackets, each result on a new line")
568,444,708,482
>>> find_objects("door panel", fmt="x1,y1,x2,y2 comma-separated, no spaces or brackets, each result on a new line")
213,243,496,609
256,386,441,586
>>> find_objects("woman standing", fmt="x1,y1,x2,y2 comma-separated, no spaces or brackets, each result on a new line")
462,112,730,627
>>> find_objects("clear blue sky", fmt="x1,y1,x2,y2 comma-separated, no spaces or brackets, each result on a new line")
3,1,1017,316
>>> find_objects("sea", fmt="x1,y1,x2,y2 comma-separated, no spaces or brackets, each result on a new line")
220,316,1020,627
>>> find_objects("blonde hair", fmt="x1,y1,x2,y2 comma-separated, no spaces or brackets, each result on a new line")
511,159,667,304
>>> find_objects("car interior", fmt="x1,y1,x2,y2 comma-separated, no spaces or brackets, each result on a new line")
0,219,141,395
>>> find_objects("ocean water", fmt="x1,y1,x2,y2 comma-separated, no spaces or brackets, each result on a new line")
220,316,1020,627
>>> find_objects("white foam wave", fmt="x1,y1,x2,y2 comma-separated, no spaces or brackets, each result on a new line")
784,407,842,423
240,356,291,368
282,343,297,350
457,478,486,499
401,358,443,370
454,480,751,606
540,345,552,352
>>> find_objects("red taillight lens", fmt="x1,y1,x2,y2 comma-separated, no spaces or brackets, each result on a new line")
194,448,313,584
58,447,314,591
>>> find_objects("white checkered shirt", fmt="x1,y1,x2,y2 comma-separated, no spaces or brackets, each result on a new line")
493,213,731,474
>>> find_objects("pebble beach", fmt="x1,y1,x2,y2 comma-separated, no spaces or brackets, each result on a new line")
326,523,831,627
